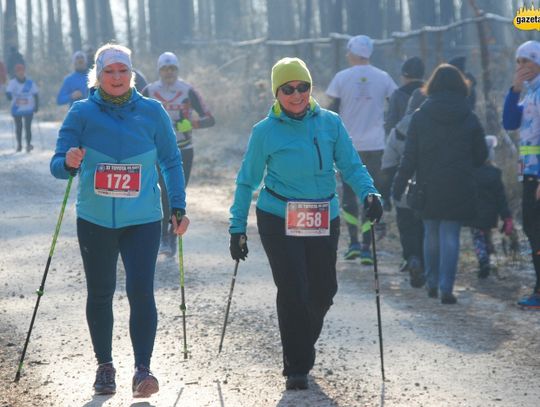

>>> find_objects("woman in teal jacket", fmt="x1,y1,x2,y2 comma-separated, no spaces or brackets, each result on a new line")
229,57,382,390
50,44,189,398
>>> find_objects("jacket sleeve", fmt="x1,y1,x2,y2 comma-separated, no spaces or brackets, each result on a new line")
471,116,488,167
502,88,523,130
188,88,215,129
229,128,267,233
155,104,186,212
50,105,83,179
384,91,400,135
56,77,72,106
334,117,379,201
392,114,420,200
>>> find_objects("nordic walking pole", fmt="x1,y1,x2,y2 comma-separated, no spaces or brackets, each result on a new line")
177,219,188,360
218,236,246,354
14,172,76,382
370,224,385,382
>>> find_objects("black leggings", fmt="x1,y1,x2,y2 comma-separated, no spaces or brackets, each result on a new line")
256,208,340,376
77,218,161,367
342,149,383,247
13,114,33,147
160,147,194,236
522,176,540,292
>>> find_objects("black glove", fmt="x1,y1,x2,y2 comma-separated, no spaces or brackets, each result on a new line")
170,207,186,224
230,233,248,261
364,194,383,223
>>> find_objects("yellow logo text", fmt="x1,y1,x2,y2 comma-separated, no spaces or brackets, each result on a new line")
514,4,540,31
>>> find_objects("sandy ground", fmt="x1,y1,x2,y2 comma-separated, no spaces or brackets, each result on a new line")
1,112,540,407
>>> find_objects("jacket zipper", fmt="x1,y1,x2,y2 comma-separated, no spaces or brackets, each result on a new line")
313,136,322,170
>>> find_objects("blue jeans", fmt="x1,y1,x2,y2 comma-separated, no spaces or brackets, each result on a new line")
423,219,461,295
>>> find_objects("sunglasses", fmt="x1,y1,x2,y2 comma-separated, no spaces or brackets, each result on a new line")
280,82,311,95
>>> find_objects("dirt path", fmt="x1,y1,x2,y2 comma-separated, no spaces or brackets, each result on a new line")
1,113,539,406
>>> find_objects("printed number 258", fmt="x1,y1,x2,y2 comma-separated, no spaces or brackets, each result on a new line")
297,212,322,228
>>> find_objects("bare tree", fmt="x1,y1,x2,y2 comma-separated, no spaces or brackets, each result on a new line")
26,0,33,63
68,0,82,53
346,0,381,37
46,0,57,59
385,0,402,36
267,0,296,40
84,0,98,47
37,0,45,60
178,0,194,41
318,0,343,35
137,0,148,53
125,0,133,50
98,0,116,43
3,0,18,61
55,0,64,52
198,0,212,39
215,0,242,40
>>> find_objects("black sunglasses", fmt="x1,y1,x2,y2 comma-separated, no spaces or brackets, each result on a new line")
280,82,311,95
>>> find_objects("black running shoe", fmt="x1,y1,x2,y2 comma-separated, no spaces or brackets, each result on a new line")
93,363,116,395
132,365,159,398
286,374,308,390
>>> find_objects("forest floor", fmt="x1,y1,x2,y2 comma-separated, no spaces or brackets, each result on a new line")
1,112,539,407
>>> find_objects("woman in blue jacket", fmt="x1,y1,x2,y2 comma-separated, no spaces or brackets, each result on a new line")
50,44,189,398
229,57,382,390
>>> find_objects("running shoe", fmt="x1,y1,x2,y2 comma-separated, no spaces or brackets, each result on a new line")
518,292,540,309
286,374,308,390
360,249,373,265
344,242,362,260
132,365,159,398
93,362,116,395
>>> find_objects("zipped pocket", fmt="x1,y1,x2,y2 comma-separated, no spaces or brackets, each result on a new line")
313,137,322,170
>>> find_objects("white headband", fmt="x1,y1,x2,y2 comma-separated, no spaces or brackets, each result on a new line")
96,49,132,77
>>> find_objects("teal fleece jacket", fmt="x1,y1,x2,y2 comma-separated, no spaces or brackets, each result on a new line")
229,100,379,233
50,88,186,229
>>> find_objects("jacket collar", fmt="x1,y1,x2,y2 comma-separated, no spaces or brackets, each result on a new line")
268,97,320,122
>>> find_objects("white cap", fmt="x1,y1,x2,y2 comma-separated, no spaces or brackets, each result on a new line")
347,35,373,59
158,52,179,70
72,50,87,64
516,40,540,65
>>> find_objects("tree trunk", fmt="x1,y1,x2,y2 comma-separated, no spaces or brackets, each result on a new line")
26,0,33,63
3,0,18,62
137,0,148,54
37,0,45,60
215,0,241,40
178,0,194,41
98,0,116,43
385,0,402,36
346,0,380,37
68,0,82,53
55,0,64,52
408,0,437,28
125,0,133,50
46,0,57,59
84,0,98,48
198,0,212,39
148,0,158,53
266,0,296,40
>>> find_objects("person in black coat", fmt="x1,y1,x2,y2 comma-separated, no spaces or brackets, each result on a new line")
392,64,488,304
466,136,513,278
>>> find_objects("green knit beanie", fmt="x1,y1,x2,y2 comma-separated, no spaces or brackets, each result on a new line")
271,57,312,96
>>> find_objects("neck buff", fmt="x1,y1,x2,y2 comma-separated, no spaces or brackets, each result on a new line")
99,87,133,105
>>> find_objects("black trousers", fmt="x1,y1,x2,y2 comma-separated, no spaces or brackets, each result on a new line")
522,176,540,291
396,206,424,262
13,114,33,147
342,149,383,247
256,208,340,376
